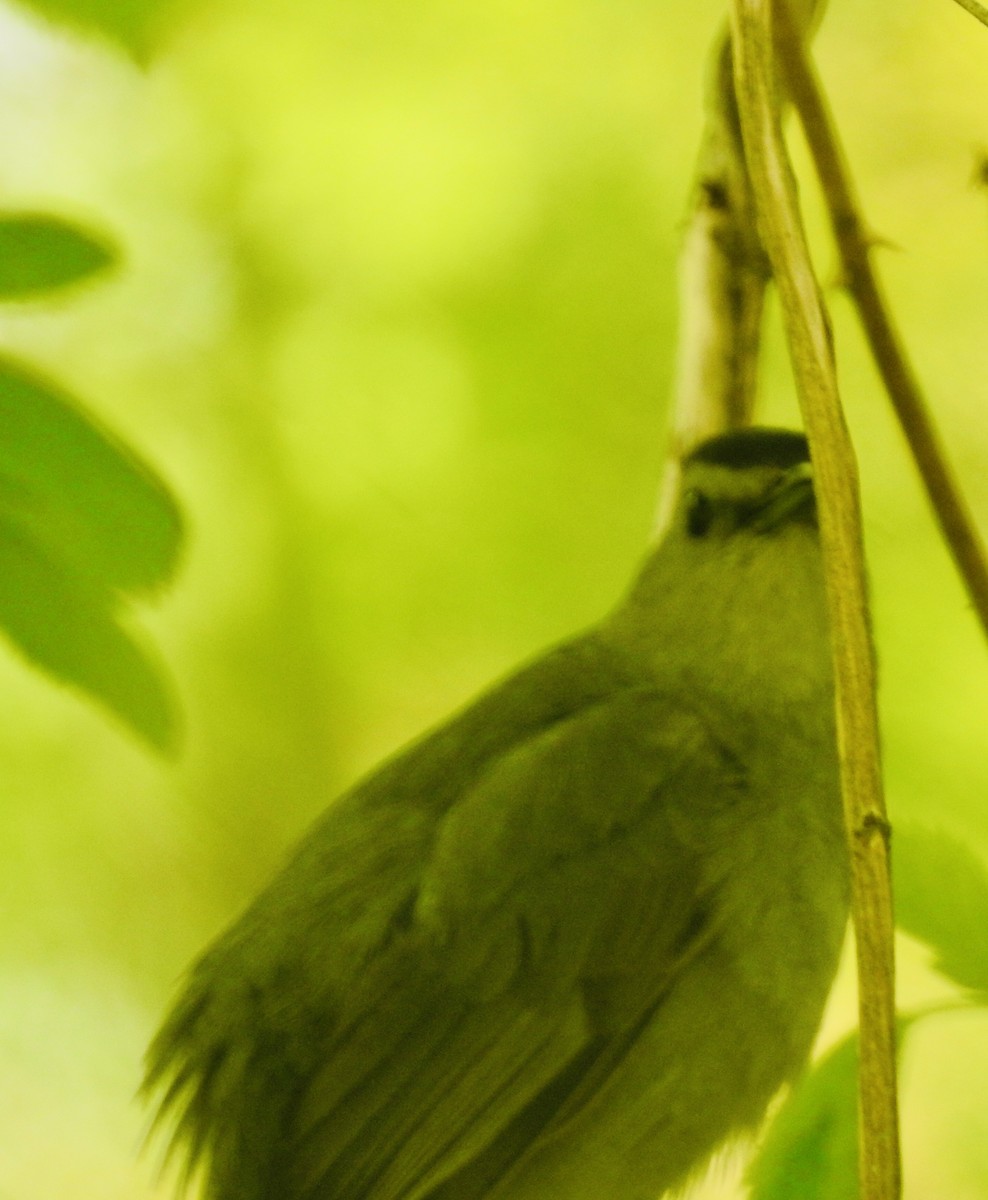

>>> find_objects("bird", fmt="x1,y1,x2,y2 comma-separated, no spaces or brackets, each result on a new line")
144,425,850,1200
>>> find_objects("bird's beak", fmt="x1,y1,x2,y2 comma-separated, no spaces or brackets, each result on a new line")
751,463,817,532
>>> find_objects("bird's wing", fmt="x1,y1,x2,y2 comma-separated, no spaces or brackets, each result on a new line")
144,637,629,1198
288,683,744,1200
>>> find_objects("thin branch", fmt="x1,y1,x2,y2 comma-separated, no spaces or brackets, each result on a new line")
656,31,769,528
658,1,830,533
774,10,988,643
728,4,900,1200
658,2,826,528
951,0,988,29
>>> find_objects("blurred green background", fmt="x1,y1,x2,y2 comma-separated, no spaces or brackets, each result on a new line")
0,0,986,1196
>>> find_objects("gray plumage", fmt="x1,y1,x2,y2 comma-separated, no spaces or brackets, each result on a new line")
145,427,849,1200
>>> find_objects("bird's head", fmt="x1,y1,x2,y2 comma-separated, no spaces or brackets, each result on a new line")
607,427,833,712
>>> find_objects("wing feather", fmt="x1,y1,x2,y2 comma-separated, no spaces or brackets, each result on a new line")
289,688,739,1199
146,636,743,1200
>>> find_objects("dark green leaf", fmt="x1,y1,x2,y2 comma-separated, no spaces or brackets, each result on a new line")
747,1032,861,1200
0,355,183,594
0,515,177,751
894,823,988,997
0,214,116,298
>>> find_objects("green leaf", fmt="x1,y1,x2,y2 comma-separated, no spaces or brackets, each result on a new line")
747,1032,861,1200
0,354,184,751
10,0,183,58
0,355,183,594
893,823,988,997
748,1018,917,1200
0,515,177,751
0,214,117,299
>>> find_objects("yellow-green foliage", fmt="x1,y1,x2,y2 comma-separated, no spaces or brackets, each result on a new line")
0,1,986,1197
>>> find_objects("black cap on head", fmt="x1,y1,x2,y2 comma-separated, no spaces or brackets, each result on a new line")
685,427,810,471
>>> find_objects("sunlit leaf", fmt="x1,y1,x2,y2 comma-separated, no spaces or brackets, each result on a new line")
894,823,988,998
0,515,177,751
0,214,117,298
0,355,183,594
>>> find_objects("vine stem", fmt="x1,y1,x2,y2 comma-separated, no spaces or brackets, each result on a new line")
655,30,768,530
773,6,988,643
727,3,901,1199
657,2,822,531
951,0,988,30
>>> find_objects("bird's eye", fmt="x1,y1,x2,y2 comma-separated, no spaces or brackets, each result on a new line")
684,489,714,538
